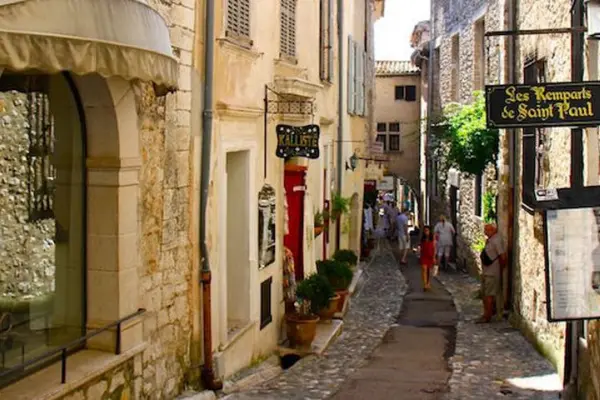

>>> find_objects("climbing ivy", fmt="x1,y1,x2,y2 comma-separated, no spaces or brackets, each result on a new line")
482,190,497,224
435,91,499,176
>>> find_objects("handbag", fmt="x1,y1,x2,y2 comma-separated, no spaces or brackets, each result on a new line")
432,264,439,277
480,248,499,266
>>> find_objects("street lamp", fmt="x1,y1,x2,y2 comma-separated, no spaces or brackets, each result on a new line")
345,153,359,171
586,0,600,38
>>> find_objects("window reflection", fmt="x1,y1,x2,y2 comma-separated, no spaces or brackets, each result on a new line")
0,73,84,386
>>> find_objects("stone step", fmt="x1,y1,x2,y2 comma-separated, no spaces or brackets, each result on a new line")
176,390,217,400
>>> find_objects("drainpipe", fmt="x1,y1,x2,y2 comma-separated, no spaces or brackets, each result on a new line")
199,0,223,390
507,0,518,316
335,0,344,251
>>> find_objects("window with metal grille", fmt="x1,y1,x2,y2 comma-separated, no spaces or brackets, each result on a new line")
389,134,400,151
376,122,387,132
226,0,251,44
260,277,273,329
389,122,400,132
394,86,405,100
27,91,56,221
280,0,297,59
405,86,417,102
319,0,333,82
376,134,387,151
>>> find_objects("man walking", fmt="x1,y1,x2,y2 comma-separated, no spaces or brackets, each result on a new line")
477,223,507,323
434,215,455,270
396,209,410,264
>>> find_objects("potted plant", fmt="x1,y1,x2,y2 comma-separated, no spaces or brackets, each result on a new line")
316,259,354,313
314,211,324,237
333,249,358,270
285,274,333,348
330,192,350,221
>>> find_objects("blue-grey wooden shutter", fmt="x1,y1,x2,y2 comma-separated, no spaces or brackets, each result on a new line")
347,35,355,114
355,42,364,116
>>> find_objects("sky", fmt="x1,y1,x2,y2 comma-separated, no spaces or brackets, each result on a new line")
374,0,430,61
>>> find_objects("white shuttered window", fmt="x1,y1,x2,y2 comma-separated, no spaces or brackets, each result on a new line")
347,35,355,114
280,0,297,58
227,0,251,41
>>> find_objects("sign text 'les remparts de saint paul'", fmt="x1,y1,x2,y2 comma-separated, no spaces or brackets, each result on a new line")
275,124,320,159
485,82,600,129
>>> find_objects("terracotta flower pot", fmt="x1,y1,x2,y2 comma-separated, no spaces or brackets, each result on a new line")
285,313,320,348
314,226,324,237
317,293,341,322
335,289,350,313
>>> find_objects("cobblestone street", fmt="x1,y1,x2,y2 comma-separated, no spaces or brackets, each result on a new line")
215,243,564,400
222,244,407,400
437,270,562,399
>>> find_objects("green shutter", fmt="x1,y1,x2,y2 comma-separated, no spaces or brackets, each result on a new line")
347,35,355,114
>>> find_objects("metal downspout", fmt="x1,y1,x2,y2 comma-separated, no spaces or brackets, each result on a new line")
507,0,518,317
199,0,223,390
335,0,344,251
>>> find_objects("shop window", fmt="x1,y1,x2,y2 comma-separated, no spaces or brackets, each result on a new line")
376,122,387,132
522,59,546,209
0,74,85,387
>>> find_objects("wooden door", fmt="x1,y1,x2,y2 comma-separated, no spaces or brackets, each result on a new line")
284,167,306,281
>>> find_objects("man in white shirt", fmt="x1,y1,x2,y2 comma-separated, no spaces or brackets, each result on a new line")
396,210,410,264
434,215,455,270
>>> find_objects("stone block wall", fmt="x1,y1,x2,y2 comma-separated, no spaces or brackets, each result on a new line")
134,0,198,398
431,0,502,273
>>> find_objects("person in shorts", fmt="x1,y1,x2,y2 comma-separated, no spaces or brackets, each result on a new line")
434,215,455,270
477,223,506,323
396,209,410,264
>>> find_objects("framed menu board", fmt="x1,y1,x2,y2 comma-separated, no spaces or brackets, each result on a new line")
544,207,600,321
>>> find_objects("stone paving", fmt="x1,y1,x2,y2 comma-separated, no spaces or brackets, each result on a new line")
223,245,407,400
436,270,563,400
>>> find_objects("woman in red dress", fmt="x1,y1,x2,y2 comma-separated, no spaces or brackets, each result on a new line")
419,226,436,291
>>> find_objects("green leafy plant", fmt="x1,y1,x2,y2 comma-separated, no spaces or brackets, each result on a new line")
436,91,499,176
316,259,354,291
482,191,497,224
314,210,324,228
332,249,358,266
472,237,486,253
331,192,350,220
295,273,334,315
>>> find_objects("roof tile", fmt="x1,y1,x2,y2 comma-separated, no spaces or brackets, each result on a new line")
375,60,420,76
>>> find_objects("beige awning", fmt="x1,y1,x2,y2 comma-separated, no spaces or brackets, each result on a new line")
0,0,179,92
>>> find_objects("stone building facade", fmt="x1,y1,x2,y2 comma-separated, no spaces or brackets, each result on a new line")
374,61,421,193
0,0,200,399
427,0,600,397
429,0,502,273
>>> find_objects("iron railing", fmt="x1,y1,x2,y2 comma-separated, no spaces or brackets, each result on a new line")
0,308,145,385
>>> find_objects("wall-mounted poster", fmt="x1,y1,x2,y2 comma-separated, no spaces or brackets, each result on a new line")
545,207,600,321
258,184,276,269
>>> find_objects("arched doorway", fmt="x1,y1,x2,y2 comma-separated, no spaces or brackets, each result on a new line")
0,72,86,386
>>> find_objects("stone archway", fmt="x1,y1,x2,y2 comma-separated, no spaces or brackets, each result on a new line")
348,193,361,256
71,75,142,351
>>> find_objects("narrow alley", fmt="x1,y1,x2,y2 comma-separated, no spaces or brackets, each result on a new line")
208,241,562,400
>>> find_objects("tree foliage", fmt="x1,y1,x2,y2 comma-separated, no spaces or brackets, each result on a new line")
435,91,499,176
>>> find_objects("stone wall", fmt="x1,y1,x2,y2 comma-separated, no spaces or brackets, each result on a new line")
431,0,502,273
134,0,197,398
0,92,55,301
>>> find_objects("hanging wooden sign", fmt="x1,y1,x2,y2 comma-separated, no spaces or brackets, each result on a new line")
275,124,320,159
485,82,600,129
